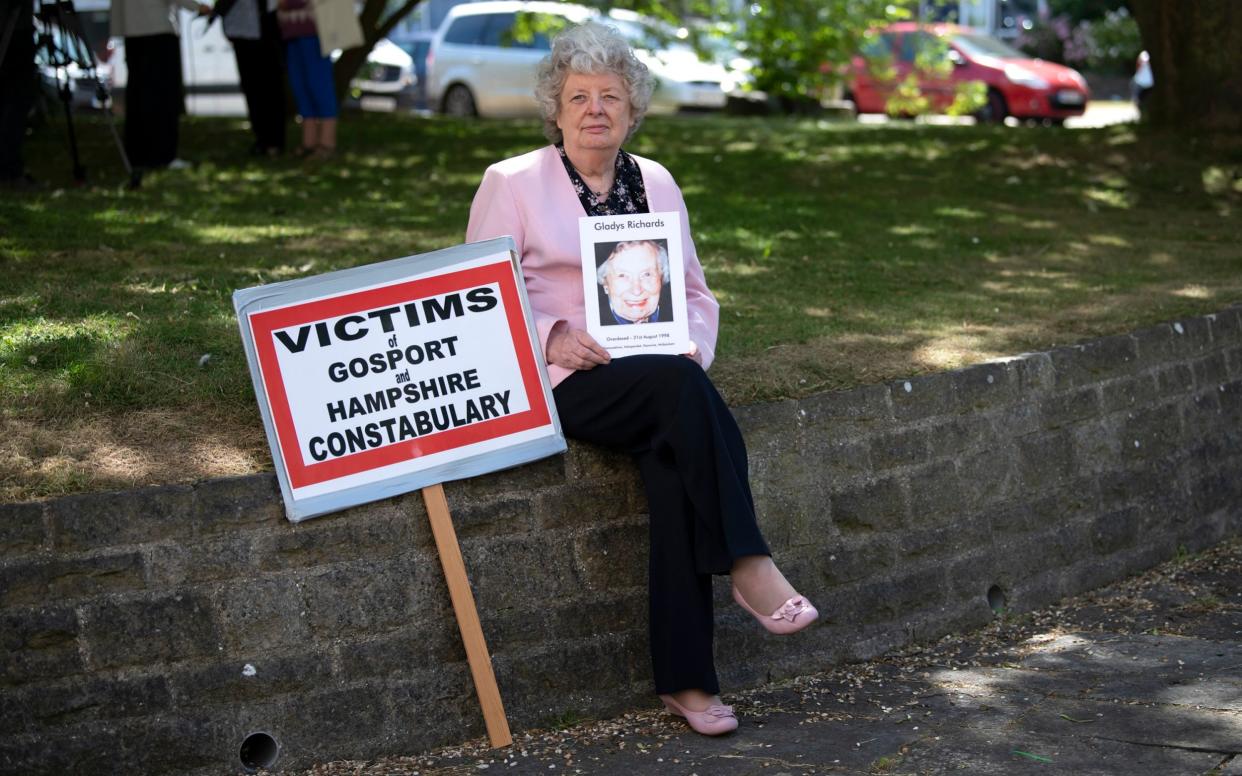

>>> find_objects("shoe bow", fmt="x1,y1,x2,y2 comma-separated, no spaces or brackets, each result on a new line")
705,705,735,718
772,596,810,623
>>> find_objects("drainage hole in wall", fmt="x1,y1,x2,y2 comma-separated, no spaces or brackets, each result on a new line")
240,732,280,772
987,584,1008,616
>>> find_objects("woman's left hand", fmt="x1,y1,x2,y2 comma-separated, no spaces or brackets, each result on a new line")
683,341,701,365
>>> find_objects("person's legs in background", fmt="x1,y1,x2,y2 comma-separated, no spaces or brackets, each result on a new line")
124,33,184,169
0,0,36,185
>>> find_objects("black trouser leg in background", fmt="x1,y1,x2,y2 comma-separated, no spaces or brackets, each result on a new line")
552,355,770,695
124,33,183,169
233,9,286,152
0,0,35,180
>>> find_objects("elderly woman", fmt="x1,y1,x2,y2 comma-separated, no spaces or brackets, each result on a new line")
466,21,818,736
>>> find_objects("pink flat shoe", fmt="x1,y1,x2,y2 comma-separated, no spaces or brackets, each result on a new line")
659,694,738,736
732,584,819,635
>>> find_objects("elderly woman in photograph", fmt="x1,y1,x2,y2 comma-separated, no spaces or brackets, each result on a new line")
466,22,818,737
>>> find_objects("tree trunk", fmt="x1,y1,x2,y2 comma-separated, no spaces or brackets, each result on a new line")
1128,0,1242,131
331,0,425,103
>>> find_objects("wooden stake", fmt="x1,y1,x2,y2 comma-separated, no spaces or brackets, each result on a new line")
421,483,513,748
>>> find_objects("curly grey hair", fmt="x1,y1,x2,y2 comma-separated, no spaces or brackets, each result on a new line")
596,240,671,286
535,20,655,145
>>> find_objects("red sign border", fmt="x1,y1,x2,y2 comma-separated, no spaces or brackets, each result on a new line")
247,260,551,490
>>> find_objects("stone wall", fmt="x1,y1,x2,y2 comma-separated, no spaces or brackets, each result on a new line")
3,307,1241,775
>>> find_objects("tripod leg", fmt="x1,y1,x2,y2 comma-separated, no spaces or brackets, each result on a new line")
58,81,87,183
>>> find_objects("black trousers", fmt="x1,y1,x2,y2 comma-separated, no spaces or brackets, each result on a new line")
0,0,35,180
553,355,770,695
232,9,287,152
123,33,183,169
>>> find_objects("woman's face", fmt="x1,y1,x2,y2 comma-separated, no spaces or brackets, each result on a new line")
556,71,633,159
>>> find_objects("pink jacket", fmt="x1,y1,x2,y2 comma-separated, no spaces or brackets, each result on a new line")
466,145,720,388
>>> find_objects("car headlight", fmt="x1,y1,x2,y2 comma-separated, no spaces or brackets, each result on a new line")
1004,64,1049,89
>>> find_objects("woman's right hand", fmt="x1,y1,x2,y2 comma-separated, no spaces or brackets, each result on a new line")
546,322,611,371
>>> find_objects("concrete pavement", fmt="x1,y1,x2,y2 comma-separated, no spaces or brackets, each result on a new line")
303,538,1241,776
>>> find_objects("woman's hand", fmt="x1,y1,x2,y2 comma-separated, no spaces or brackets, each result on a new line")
546,322,611,371
683,341,701,365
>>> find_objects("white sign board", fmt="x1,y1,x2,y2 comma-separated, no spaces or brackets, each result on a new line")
579,211,691,357
233,238,565,521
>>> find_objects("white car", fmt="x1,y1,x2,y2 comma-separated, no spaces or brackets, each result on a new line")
426,0,731,117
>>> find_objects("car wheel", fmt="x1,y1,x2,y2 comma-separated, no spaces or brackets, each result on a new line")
976,88,1008,124
443,84,477,118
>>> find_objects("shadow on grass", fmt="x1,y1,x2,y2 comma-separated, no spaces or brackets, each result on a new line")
0,112,1239,496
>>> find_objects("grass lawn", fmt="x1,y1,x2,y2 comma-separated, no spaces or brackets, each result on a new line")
1,111,1239,501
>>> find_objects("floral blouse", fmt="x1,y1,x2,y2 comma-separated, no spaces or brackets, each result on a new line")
556,142,649,217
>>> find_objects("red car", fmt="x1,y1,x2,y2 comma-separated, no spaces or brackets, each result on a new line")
847,22,1090,124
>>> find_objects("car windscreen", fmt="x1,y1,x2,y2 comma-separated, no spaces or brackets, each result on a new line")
950,32,1026,59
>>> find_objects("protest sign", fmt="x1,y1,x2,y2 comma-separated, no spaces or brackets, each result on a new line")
234,238,565,522
579,211,691,358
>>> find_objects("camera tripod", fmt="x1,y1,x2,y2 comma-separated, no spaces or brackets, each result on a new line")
14,0,132,183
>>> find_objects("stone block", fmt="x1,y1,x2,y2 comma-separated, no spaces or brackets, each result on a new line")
800,436,872,485
1119,403,1183,463
543,591,646,642
0,723,127,776
815,535,897,586
1207,306,1242,343
170,651,333,705
573,520,646,593
1042,385,1103,428
534,479,643,531
146,535,254,587
1179,389,1223,445
213,575,312,654
1014,429,1077,489
1071,419,1123,475
561,441,631,483
299,557,417,639
446,454,565,503
1191,351,1230,388
255,509,416,571
853,564,947,622
1130,322,1180,368
1171,315,1215,355
1225,345,1242,378
956,447,1016,512
906,459,966,525
461,533,583,613
81,592,219,670
0,551,145,608
190,474,282,536
492,638,636,722
272,685,394,759
1090,507,1140,555
49,485,195,552
0,606,81,683
798,383,892,430
383,667,481,746
337,625,464,683
829,475,907,533
1154,362,1196,397
0,501,46,556
868,428,929,471
1048,334,1138,390
952,361,1017,412
443,491,538,538
897,511,992,562
18,674,171,727
889,372,958,422
1100,374,1159,414
924,413,996,459
1011,352,1055,394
